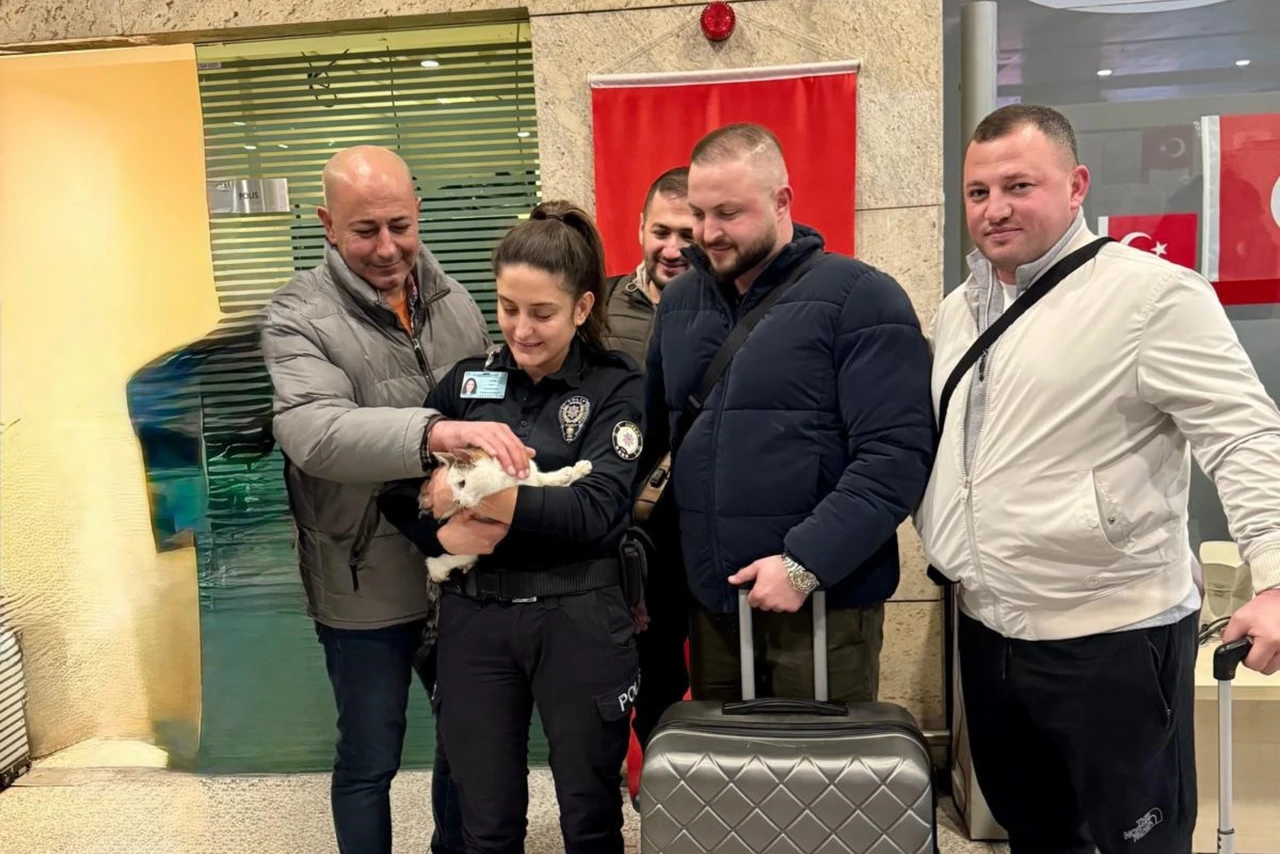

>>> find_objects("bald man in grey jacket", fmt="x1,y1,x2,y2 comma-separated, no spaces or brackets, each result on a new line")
263,145,531,854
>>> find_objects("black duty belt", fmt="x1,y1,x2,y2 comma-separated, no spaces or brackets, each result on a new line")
445,559,621,602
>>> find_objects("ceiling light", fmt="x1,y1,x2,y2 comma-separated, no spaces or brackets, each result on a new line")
516,131,531,138
1096,68,1113,77
277,143,289,149
234,121,246,126
437,96,475,104
1235,59,1251,67
420,59,440,69
243,144,257,151
1028,0,1229,12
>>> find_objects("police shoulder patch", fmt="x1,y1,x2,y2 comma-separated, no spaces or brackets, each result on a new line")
611,421,643,460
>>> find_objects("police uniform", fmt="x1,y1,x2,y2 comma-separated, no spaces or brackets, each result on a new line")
385,337,644,854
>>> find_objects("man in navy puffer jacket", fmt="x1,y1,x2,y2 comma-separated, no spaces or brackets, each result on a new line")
643,123,935,703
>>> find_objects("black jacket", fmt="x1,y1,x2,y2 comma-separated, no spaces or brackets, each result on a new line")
644,224,936,613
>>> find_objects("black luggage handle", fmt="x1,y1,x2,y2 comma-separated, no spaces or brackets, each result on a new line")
1214,636,1253,681
722,698,849,717
1215,637,1252,854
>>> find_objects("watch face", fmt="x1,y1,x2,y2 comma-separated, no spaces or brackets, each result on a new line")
787,563,817,593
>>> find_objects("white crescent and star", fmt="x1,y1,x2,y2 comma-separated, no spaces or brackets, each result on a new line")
1120,231,1169,258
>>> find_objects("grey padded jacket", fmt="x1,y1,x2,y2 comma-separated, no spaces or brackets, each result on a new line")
262,243,490,629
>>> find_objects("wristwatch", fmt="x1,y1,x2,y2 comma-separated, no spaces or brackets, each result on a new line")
782,552,819,595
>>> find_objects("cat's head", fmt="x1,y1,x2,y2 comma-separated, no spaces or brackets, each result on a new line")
433,447,502,508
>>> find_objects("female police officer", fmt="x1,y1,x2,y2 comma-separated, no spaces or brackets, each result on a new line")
383,200,644,854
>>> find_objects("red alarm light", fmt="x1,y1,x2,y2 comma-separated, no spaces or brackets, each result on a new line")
700,2,736,42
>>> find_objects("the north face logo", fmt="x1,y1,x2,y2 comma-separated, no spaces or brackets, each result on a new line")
1123,808,1163,843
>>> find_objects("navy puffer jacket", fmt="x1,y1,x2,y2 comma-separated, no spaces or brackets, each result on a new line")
644,225,935,613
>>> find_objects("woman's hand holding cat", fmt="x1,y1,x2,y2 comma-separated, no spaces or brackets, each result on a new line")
423,467,454,518
429,420,537,478
477,487,519,525
438,509,509,556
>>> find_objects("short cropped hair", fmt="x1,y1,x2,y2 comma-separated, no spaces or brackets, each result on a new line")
690,122,784,166
971,104,1079,165
643,166,689,217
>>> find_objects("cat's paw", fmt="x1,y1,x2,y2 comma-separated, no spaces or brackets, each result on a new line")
571,459,593,479
426,557,453,583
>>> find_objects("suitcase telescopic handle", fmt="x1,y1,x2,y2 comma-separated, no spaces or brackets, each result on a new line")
1214,637,1252,854
1214,636,1252,681
728,587,849,716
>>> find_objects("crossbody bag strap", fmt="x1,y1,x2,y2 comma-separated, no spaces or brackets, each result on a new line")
672,251,828,449
635,251,828,525
936,237,1113,433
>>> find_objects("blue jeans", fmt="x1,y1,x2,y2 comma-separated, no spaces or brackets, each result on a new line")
317,619,463,854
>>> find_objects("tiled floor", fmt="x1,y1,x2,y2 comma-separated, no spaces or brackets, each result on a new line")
0,739,1011,853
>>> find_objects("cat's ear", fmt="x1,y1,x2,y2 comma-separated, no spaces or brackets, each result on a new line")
454,447,480,466
433,452,456,468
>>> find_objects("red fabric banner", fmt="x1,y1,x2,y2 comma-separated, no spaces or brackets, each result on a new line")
1201,111,1280,305
590,66,858,276
1097,212,1198,271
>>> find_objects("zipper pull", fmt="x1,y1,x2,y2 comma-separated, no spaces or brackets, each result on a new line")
978,350,988,382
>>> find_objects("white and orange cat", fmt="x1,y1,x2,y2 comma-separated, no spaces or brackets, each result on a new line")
421,447,592,582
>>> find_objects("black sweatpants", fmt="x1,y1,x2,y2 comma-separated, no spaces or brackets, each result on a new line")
435,586,640,854
958,611,1198,854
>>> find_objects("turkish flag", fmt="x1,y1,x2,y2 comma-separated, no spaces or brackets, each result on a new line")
590,64,857,275
1097,212,1198,271
1141,125,1194,172
1201,111,1280,304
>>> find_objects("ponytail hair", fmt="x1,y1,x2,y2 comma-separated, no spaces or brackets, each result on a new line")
493,200,609,349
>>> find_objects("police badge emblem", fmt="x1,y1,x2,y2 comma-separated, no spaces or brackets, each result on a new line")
558,395,591,443
611,421,642,460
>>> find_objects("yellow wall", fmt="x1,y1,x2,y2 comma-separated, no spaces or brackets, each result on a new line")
0,44,216,757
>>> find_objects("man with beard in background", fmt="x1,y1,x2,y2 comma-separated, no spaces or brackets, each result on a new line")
602,166,694,363
601,167,696,771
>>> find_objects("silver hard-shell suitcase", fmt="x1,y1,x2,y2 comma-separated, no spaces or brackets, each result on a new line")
0,621,32,791
640,590,937,853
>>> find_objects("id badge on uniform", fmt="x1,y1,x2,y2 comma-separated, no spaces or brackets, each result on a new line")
460,370,508,400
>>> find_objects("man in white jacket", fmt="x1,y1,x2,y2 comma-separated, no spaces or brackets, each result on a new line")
917,104,1280,854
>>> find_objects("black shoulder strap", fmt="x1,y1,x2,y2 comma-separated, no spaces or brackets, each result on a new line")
937,237,1113,434
673,251,827,449
604,273,629,304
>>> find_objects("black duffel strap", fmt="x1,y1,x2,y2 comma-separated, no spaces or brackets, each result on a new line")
672,251,827,451
450,559,621,601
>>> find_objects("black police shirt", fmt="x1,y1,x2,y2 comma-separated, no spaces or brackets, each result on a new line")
382,337,645,573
